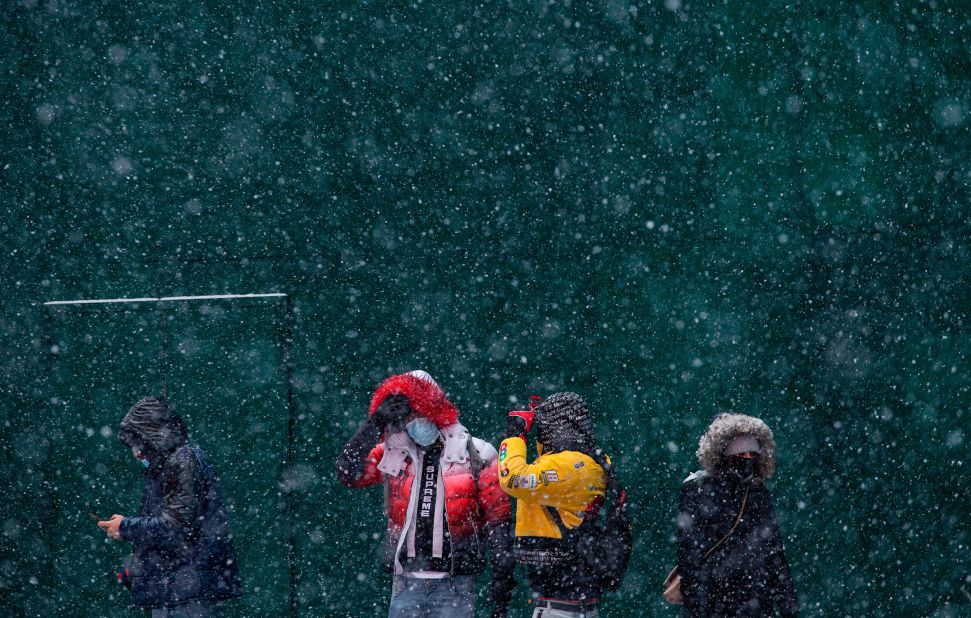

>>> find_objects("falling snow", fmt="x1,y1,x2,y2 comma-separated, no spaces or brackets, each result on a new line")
1,1,969,617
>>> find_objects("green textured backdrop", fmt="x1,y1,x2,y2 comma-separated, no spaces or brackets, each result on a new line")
1,1,968,616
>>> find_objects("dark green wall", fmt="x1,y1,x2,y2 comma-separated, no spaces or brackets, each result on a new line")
1,1,968,616
36,297,292,617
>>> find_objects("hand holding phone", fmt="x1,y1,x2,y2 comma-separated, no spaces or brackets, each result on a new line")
98,514,125,540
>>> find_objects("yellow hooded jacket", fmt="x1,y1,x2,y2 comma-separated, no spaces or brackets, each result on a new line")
497,436,606,538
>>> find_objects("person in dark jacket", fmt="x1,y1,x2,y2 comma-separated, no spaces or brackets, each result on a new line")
97,396,241,617
335,370,515,618
676,413,799,617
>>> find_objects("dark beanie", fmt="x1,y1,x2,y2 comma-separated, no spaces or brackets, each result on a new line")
535,391,596,454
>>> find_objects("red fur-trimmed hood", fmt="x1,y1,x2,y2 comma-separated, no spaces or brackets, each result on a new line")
369,371,459,428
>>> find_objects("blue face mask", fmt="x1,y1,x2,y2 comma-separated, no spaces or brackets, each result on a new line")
406,417,440,447
132,446,150,468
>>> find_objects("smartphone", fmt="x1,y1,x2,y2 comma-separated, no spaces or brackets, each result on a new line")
88,512,102,522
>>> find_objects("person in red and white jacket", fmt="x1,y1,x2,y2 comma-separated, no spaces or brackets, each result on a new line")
335,370,515,618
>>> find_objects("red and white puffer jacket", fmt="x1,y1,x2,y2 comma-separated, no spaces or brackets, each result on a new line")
340,372,511,575
350,436,509,574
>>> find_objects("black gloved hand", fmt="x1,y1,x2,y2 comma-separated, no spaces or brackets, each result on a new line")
504,413,530,439
372,394,410,428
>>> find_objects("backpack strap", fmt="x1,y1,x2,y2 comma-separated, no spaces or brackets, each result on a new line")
466,435,483,481
589,449,627,518
542,504,573,537
466,436,483,517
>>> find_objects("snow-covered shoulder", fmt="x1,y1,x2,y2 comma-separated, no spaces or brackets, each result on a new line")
683,469,709,484
470,436,498,460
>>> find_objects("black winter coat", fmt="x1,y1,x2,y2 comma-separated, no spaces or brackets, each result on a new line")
118,397,242,608
677,471,798,617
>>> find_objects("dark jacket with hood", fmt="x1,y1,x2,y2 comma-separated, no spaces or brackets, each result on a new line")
677,414,798,617
118,397,241,608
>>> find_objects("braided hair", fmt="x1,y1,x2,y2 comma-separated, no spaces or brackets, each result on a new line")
535,392,603,460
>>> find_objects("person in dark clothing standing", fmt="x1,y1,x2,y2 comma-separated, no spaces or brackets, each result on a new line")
676,413,799,617
335,370,515,618
97,396,241,618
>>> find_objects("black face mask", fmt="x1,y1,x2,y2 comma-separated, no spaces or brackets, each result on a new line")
728,455,759,480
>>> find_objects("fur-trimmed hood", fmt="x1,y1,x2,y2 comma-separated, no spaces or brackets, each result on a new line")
368,370,459,428
696,413,777,479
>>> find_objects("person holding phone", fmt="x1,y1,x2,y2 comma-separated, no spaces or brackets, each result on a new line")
97,396,241,617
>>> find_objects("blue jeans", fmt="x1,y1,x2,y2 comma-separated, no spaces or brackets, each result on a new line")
388,575,476,618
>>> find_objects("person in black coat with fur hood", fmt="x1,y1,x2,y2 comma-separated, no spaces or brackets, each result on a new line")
676,413,799,617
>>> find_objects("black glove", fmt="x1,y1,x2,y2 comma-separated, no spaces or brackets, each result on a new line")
372,394,410,428
504,412,530,439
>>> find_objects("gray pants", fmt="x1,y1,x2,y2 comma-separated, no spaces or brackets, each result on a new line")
151,600,223,618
